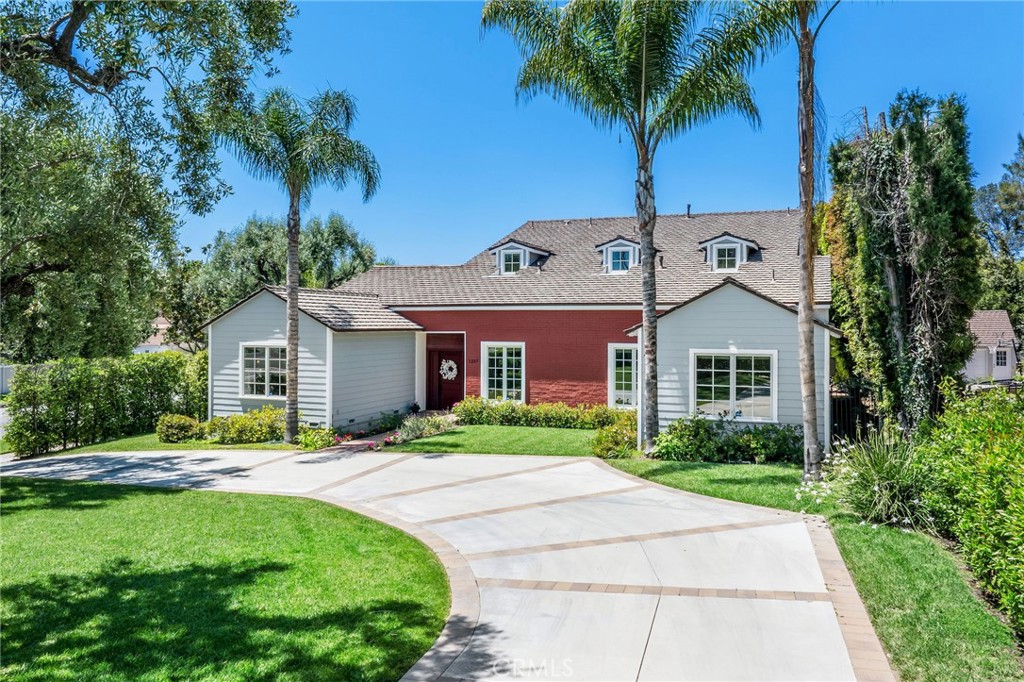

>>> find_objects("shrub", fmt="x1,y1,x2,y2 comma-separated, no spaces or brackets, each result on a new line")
397,413,455,442
296,426,338,451
591,411,639,459
452,396,619,430
374,411,404,433
5,352,208,456
156,414,203,443
207,406,285,444
653,416,803,464
916,387,1024,636
825,428,933,529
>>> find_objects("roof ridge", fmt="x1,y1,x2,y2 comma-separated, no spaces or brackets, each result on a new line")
513,207,799,225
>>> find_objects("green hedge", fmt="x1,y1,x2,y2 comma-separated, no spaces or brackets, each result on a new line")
6,351,208,456
917,388,1024,637
453,396,620,429
653,415,803,464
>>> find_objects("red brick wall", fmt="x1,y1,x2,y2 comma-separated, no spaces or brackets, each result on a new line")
400,309,641,406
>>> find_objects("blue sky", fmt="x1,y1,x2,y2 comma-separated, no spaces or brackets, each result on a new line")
180,1,1024,265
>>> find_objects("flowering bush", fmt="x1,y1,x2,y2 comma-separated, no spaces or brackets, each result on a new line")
653,415,802,464
397,413,455,442
206,406,285,444
452,396,619,429
590,411,639,459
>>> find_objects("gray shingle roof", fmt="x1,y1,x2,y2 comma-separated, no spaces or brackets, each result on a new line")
343,209,831,307
969,309,1018,347
263,287,422,331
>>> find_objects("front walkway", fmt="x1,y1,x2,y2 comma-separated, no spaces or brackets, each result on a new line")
3,450,895,681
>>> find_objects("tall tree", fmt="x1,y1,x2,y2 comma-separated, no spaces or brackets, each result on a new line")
482,0,763,449
826,91,980,432
975,136,1024,338
224,89,379,442
1,0,294,215
729,0,841,478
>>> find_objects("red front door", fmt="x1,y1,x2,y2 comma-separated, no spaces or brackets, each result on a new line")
428,349,464,410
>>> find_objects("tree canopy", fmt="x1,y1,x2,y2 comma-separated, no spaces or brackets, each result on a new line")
1,0,295,214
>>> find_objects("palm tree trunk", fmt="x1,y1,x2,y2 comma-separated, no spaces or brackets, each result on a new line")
285,194,301,443
636,154,659,451
797,13,822,479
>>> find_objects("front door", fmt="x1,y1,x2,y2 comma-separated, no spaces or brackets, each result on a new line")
428,350,463,410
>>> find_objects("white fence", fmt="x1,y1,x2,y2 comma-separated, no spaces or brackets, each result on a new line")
0,365,13,395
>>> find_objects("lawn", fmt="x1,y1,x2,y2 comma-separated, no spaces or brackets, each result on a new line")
389,424,595,456
613,460,1024,682
0,477,449,682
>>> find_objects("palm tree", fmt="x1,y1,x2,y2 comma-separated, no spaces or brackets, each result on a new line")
482,0,765,449
225,88,380,442
731,0,841,479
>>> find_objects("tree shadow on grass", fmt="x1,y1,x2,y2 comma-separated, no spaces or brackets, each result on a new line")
1,476,181,517
1,556,466,682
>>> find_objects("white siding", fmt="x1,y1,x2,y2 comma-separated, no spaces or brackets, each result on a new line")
332,332,416,430
655,284,829,437
964,346,1019,382
208,291,329,425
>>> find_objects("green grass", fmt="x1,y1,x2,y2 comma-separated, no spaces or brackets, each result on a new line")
389,424,595,456
0,477,449,682
612,460,1024,682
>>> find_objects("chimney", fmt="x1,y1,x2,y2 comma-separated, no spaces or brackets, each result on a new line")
686,204,691,218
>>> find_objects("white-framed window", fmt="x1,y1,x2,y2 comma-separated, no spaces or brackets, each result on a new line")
241,345,287,398
481,342,525,402
608,344,638,408
996,349,1007,367
713,244,738,272
502,251,522,274
690,349,776,422
610,248,633,272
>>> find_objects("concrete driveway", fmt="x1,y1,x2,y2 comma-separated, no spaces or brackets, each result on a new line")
3,450,894,682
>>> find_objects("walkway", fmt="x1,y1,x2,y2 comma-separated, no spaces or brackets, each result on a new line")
3,449,895,681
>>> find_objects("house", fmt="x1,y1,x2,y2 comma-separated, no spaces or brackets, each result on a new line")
963,309,1020,383
204,209,837,440
134,316,180,354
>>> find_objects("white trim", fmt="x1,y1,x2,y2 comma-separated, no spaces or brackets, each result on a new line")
207,325,213,419
823,326,831,453
238,342,288,399
688,348,779,423
479,341,526,403
607,343,639,409
390,305,676,312
425,331,468,407
637,327,646,448
414,332,427,408
325,327,334,428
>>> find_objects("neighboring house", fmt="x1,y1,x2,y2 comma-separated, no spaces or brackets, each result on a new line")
134,316,181,354
204,209,837,439
964,309,1020,383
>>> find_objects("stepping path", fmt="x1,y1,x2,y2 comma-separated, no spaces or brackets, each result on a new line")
3,450,895,681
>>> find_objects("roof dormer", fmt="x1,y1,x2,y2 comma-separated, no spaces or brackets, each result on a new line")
595,236,640,274
488,239,552,275
698,232,760,273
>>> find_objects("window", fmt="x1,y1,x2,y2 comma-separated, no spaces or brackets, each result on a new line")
502,251,521,274
691,350,775,421
714,244,738,271
483,343,524,401
996,349,1007,367
610,249,632,272
608,344,638,407
242,346,287,397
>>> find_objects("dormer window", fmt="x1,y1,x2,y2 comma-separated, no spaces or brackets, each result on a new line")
503,251,522,274
699,232,760,273
610,249,632,272
595,236,641,274
714,244,738,272
488,239,552,276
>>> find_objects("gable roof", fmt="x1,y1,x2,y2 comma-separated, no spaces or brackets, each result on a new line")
343,209,831,307
623,278,841,337
969,309,1018,347
203,287,422,332
697,231,761,250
